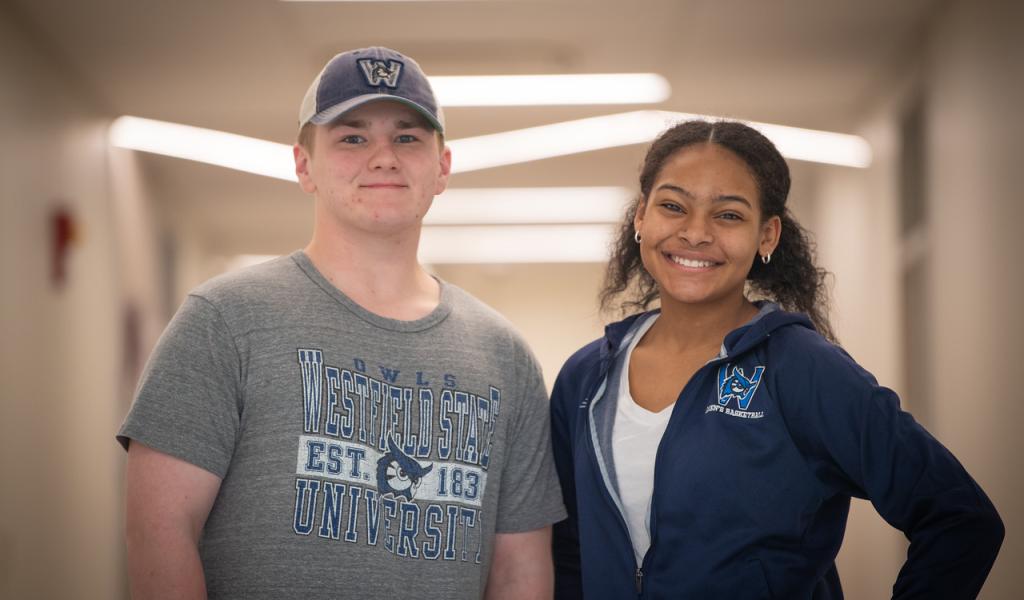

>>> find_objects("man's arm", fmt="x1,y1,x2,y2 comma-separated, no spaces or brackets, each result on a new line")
125,441,222,600
484,527,553,600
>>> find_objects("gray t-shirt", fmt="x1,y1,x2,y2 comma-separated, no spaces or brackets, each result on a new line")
118,251,566,599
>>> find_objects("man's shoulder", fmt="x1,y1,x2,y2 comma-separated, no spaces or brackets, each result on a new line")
443,284,506,322
444,284,520,334
190,254,305,308
442,283,537,359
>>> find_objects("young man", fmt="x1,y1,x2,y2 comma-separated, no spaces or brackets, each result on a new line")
118,47,565,599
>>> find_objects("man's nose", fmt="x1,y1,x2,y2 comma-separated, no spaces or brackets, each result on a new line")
368,141,399,169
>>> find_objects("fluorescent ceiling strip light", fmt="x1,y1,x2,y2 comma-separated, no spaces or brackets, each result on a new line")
419,224,616,264
281,1,482,2
448,111,688,172
228,224,616,267
109,116,298,181
752,121,872,167
427,187,631,225
109,110,870,184
429,74,670,106
449,110,872,171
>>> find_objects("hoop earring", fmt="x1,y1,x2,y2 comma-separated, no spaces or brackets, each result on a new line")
634,231,642,244
761,253,771,265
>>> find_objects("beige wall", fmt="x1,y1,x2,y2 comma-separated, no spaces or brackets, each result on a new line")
808,2,1024,596
814,156,907,596
0,7,127,600
432,263,608,389
923,0,1023,596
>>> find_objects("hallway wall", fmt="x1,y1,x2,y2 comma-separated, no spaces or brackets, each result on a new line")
922,0,1023,595
0,8,127,599
811,1,1023,596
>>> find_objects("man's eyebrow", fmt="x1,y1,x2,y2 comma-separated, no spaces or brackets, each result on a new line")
328,117,367,130
327,118,430,132
655,183,752,208
396,119,431,130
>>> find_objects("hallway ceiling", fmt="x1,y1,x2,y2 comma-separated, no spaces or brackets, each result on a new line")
7,0,938,256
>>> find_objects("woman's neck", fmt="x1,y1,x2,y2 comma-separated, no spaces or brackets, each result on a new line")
644,293,758,354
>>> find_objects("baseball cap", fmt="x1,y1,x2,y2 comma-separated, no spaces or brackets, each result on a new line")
298,46,444,134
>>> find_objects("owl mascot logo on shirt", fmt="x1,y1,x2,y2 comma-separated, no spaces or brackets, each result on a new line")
376,434,434,500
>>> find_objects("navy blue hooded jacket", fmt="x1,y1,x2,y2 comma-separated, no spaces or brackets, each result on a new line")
551,307,1003,599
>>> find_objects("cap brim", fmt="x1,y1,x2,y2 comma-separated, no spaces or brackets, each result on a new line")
308,93,444,134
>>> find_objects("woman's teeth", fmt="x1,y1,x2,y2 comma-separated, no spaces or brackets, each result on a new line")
671,256,715,268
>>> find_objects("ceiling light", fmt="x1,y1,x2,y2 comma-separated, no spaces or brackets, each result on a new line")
109,110,871,183
227,223,617,267
429,74,670,106
281,1,481,2
752,121,872,167
109,116,297,181
420,224,616,263
448,110,872,171
427,187,631,225
448,111,674,173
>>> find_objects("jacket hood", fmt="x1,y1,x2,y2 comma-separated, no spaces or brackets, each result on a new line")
601,303,815,362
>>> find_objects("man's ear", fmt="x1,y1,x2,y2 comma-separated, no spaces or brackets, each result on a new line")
434,145,452,196
294,144,316,194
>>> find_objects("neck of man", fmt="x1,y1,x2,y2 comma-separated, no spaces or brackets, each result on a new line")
304,223,440,321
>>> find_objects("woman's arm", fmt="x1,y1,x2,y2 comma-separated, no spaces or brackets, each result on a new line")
777,338,1003,598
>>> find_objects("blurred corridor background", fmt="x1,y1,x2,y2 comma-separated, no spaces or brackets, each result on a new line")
1,0,1022,597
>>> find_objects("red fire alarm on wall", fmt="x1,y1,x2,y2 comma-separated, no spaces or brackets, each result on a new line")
50,206,78,287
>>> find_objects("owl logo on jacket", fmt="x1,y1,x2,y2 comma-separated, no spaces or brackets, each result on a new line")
376,434,433,500
717,365,765,411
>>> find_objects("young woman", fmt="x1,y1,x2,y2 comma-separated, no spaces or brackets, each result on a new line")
550,120,1003,599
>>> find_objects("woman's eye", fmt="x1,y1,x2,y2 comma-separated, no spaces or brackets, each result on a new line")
660,201,684,213
718,212,743,221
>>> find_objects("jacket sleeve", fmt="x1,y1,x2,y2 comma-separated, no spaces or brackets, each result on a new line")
551,358,584,600
775,333,1004,599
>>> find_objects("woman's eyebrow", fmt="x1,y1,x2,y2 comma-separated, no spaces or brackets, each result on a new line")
715,194,752,208
655,183,695,198
655,184,752,208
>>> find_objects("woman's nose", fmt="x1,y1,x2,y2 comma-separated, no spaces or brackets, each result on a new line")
677,215,712,245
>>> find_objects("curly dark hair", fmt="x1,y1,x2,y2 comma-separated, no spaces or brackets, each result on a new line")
600,119,836,342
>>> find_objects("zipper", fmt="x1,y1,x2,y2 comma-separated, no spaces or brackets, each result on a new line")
584,380,632,533
586,316,761,598
641,352,735,596
583,378,644,595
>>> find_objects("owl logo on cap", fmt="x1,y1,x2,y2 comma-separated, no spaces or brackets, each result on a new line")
358,59,403,88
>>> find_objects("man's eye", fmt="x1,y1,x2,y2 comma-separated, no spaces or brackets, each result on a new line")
339,135,365,144
395,134,419,143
